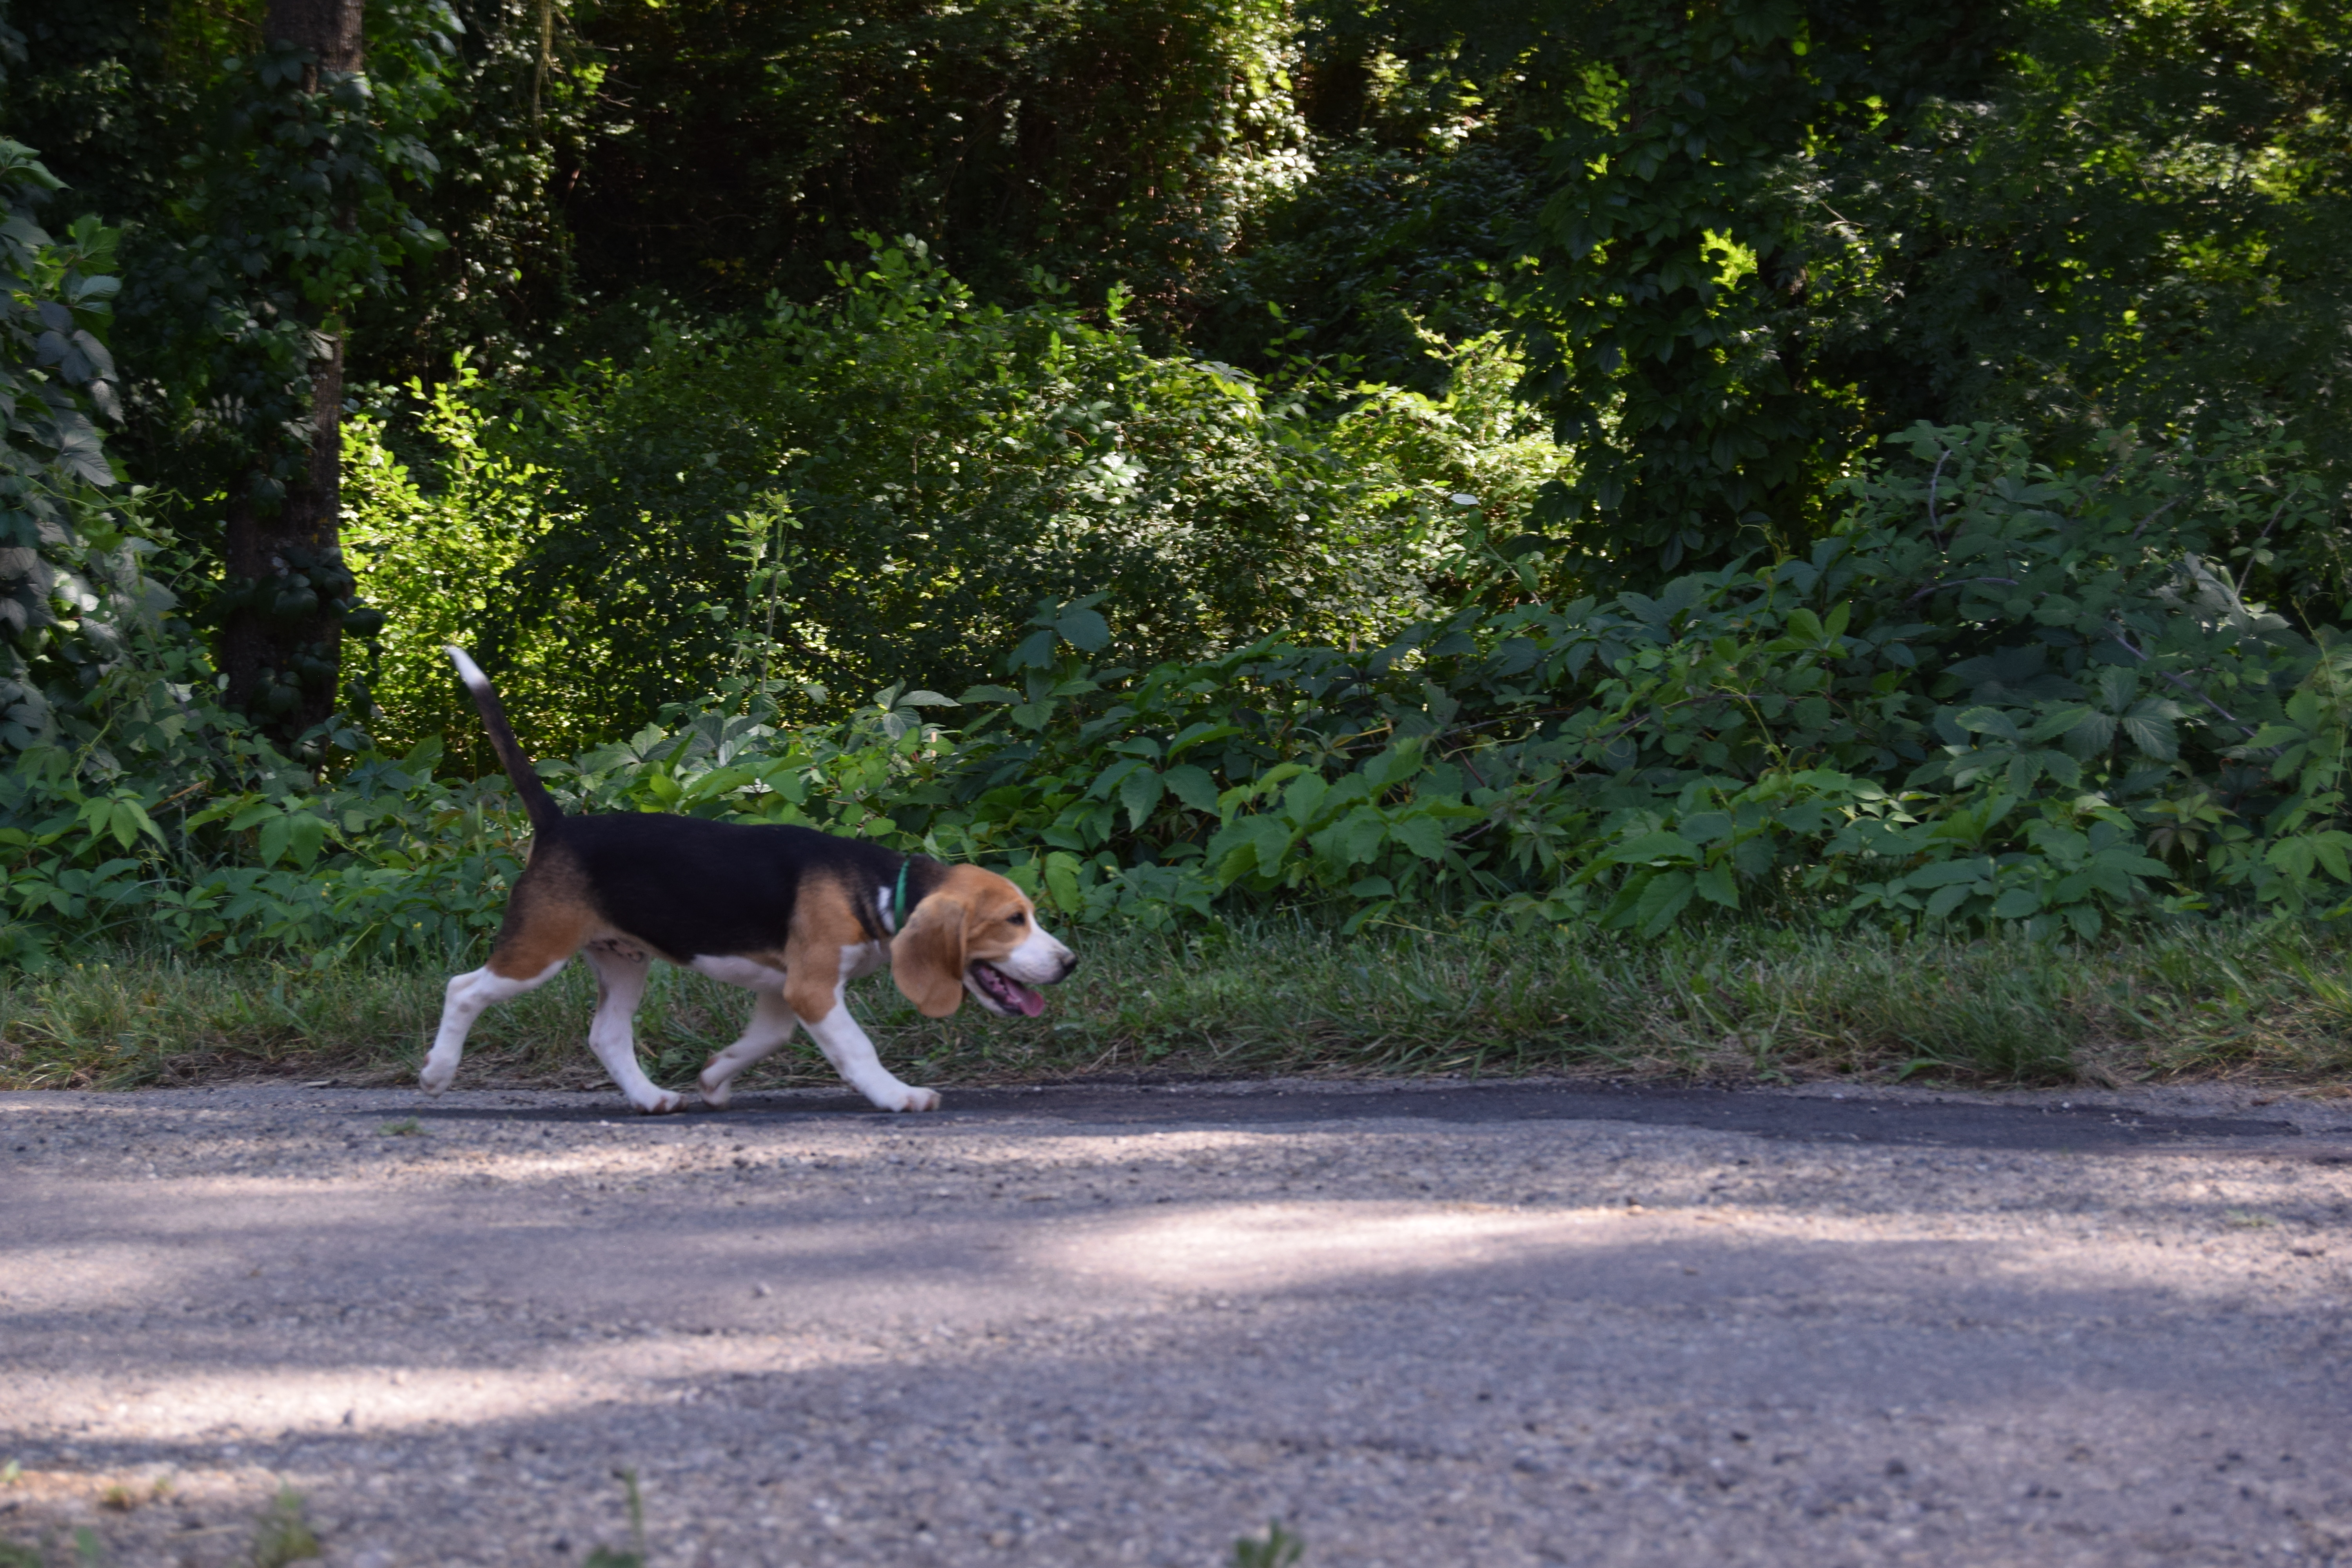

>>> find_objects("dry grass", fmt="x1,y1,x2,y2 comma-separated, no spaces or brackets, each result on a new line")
3,916,2349,1094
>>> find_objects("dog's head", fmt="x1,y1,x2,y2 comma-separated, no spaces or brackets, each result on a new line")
890,864,1077,1018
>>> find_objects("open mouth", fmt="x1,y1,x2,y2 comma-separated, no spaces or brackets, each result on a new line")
970,960,1045,1017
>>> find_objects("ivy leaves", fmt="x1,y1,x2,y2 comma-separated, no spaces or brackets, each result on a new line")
144,41,446,478
1,145,123,490
0,140,176,748
1514,0,1825,579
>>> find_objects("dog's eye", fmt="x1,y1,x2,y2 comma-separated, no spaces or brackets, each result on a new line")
1007,911,1026,925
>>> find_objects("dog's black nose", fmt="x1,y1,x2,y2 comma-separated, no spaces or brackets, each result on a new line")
1058,953,1080,980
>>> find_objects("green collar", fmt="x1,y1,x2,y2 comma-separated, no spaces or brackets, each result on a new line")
891,858,913,934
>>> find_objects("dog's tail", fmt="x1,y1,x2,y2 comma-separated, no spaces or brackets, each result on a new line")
446,646,561,833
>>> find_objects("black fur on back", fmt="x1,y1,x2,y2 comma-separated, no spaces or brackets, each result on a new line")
551,815,939,962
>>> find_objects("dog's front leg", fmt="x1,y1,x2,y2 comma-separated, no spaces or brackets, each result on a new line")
790,966,938,1112
583,946,682,1114
698,989,799,1109
423,959,566,1095
799,1004,939,1111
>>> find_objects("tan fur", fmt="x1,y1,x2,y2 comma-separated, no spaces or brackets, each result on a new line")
782,873,872,1021
890,863,1043,1017
891,893,968,1016
484,849,604,980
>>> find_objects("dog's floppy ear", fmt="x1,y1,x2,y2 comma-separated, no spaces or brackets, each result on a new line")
891,896,967,1017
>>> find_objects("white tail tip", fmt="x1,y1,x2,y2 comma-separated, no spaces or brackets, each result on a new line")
445,646,489,690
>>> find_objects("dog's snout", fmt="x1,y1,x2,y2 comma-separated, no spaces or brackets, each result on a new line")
1056,951,1080,980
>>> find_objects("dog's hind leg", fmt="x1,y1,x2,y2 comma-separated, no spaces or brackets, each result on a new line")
697,989,799,1110
583,944,682,1114
423,958,566,1095
430,871,593,1097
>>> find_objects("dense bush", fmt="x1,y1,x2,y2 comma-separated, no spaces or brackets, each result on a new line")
730,416,2348,944
18,0,2350,748
1512,0,2352,585
344,243,1567,765
1192,124,1542,394
9,408,2351,969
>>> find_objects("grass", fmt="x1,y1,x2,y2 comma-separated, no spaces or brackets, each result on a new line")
1233,1522,1308,1567
1,916,2349,1094
247,1489,321,1568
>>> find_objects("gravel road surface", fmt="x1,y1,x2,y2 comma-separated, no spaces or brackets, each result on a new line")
3,1078,2349,1568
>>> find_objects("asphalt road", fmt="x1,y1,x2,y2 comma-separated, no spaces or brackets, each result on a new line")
3,1077,2348,1568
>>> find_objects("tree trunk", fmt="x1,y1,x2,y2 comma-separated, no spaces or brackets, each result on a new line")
219,0,365,739
266,0,364,76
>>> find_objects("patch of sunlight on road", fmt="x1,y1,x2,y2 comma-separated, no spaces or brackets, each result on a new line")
1049,1197,2340,1310
9,1334,905,1445
0,1242,200,1311
1060,1201,1630,1291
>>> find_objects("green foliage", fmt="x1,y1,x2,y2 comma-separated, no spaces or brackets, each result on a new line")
549,0,1307,326
1510,0,2352,587
575,417,2350,948
0,0,583,392
1197,127,1539,394
356,0,602,383
13,416,2352,969
1232,1522,1306,1568
5,0,2352,988
0,2,455,730
350,243,1555,761
1514,0,1834,576
0,138,174,746
341,356,547,770
1788,0,2352,481
129,23,450,492
0,0,1319,386
20,0,2351,679
245,1488,319,1568
0,134,399,966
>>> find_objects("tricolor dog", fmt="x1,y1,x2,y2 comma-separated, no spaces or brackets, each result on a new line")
423,648,1077,1113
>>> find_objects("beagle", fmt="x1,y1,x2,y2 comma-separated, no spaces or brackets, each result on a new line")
421,648,1077,1113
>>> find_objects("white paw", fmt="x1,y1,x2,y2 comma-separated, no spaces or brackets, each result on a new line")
419,1061,455,1095
634,1090,685,1115
697,1069,733,1110
891,1086,941,1113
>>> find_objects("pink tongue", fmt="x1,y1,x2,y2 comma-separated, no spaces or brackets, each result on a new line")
981,964,1046,1016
